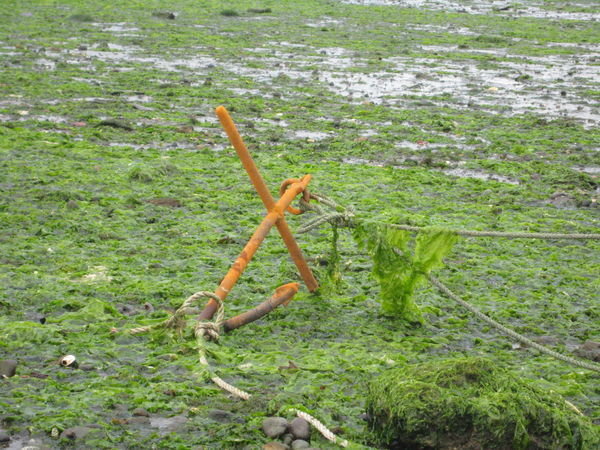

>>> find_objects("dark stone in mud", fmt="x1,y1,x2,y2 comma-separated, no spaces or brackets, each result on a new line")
574,341,600,362
262,417,288,438
60,426,94,440
0,430,9,442
0,360,17,378
132,407,150,417
118,304,137,316
291,440,310,449
209,409,233,423
282,433,294,445
289,417,310,440
152,11,176,20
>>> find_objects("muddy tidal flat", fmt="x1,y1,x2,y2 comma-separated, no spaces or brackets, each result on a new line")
1,1,599,448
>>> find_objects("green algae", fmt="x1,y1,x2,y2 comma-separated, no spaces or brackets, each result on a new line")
366,357,600,449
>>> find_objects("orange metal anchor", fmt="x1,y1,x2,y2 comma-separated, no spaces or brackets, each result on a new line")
198,106,318,321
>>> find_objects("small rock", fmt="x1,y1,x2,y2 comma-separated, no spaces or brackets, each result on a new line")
79,363,95,371
0,430,9,442
132,407,150,417
291,440,310,449
209,409,233,423
263,443,288,450
152,11,176,20
262,417,288,438
289,417,311,440
574,341,600,362
60,426,93,440
281,433,294,445
118,304,137,316
0,360,17,378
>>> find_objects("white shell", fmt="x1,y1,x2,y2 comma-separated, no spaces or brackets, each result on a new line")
58,355,77,367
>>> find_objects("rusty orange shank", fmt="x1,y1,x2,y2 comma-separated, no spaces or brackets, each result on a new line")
222,283,299,332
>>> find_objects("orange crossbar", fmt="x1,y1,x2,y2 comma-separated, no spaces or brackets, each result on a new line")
198,107,318,320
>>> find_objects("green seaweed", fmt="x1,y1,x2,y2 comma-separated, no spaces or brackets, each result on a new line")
367,357,600,449
354,222,458,321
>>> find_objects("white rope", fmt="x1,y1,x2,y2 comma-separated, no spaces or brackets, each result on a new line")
290,409,349,447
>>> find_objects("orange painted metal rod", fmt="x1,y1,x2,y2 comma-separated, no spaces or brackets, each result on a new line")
199,176,312,320
215,105,318,293
222,282,299,332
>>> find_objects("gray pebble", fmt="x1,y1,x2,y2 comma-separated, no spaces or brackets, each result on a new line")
289,417,311,440
262,417,288,438
291,440,310,449
282,433,294,445
0,360,17,378
0,430,9,442
132,407,150,417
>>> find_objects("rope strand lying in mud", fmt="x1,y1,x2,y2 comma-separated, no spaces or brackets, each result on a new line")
127,291,251,400
298,193,600,240
427,274,600,373
290,409,349,448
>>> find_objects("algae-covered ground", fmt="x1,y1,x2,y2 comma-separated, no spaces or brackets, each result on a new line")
0,0,599,448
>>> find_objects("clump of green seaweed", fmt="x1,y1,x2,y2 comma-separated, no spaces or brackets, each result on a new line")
366,357,600,449
353,221,458,322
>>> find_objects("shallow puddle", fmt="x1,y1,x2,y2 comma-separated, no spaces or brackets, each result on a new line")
338,0,600,21
342,157,520,184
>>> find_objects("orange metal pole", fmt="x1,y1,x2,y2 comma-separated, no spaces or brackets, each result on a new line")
215,105,318,293
199,176,313,320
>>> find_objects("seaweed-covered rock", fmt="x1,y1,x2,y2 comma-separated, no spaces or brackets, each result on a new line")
366,357,599,449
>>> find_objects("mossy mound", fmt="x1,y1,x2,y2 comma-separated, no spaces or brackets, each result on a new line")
366,357,599,449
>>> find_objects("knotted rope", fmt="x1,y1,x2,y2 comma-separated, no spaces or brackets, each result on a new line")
127,291,251,400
